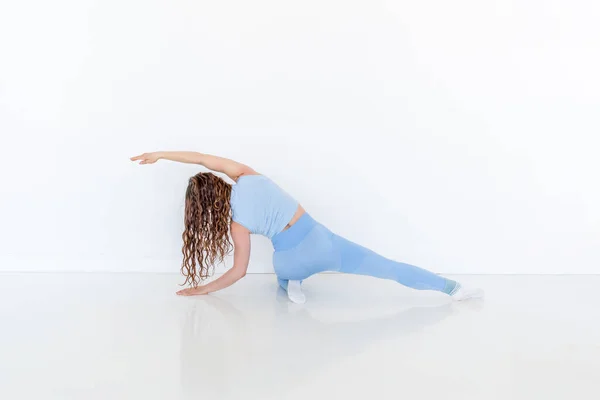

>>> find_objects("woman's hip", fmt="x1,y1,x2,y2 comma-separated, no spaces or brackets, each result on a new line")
272,217,338,279
271,212,317,251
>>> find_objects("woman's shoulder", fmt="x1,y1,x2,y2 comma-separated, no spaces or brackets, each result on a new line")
234,172,265,183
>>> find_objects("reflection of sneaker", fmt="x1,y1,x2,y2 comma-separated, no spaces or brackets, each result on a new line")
287,280,306,304
451,285,485,301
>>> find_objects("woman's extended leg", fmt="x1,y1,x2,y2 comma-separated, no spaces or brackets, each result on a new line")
331,234,458,295
272,214,483,302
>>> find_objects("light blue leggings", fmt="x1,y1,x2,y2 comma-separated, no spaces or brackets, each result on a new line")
271,214,457,295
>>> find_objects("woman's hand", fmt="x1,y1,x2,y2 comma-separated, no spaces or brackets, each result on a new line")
176,286,210,296
130,152,162,165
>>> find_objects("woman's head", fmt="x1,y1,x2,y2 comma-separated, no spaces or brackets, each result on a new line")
181,172,233,287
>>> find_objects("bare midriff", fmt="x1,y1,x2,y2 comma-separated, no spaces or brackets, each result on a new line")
282,205,305,232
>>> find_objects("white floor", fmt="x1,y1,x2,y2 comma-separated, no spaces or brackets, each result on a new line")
1,273,599,400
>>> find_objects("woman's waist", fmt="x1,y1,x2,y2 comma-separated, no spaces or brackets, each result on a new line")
271,210,317,251
281,205,305,232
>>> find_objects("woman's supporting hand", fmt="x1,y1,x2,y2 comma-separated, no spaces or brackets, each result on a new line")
130,152,162,165
176,286,210,296
175,223,250,297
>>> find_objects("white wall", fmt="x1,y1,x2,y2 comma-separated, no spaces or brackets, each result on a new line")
1,0,599,274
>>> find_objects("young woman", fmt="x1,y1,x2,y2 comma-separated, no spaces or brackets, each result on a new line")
130,151,484,304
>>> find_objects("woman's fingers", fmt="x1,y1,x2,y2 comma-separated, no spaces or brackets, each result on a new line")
131,153,157,165
130,154,154,164
176,287,204,296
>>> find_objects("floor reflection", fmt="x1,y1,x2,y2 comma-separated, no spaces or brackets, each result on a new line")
179,289,459,400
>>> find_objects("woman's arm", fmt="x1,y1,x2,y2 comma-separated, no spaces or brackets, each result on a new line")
176,222,251,296
130,151,256,181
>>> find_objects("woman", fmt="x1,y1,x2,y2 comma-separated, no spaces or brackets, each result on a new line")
130,151,483,304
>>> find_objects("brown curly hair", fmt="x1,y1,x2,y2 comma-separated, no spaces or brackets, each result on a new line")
181,172,233,287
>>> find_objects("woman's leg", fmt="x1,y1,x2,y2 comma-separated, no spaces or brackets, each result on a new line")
273,223,337,303
277,277,289,291
277,278,306,304
332,234,458,295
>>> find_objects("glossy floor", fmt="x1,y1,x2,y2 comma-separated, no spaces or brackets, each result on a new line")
1,273,599,400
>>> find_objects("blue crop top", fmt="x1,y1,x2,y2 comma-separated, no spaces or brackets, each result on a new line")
230,175,299,238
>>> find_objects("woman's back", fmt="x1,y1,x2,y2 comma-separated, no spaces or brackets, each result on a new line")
230,175,298,238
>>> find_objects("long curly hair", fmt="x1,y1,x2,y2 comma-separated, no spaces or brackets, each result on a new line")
181,172,233,287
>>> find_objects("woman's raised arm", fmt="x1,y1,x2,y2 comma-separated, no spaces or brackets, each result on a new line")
130,151,256,181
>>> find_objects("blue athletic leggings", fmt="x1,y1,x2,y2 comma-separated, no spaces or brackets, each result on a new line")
271,213,457,295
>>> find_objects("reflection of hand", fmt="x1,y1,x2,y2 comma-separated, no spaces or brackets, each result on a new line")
177,286,210,296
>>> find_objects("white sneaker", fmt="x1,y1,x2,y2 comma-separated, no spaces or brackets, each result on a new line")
287,280,306,304
451,285,484,301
